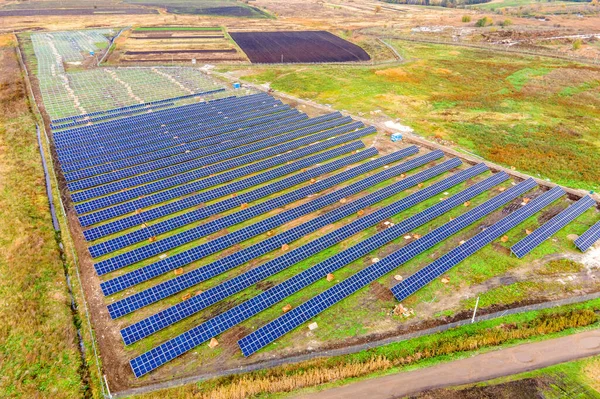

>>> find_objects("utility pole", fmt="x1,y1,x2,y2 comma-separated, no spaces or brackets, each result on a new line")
471,296,480,324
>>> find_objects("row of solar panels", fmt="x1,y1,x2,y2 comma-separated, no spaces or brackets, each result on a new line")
118,156,473,346
56,95,280,153
50,88,226,125
51,101,176,130
56,95,283,161
54,92,267,144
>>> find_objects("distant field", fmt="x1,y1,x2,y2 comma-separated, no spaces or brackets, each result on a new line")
0,0,157,16
112,26,247,64
226,41,600,191
230,31,371,63
471,0,585,10
123,0,272,17
134,26,223,31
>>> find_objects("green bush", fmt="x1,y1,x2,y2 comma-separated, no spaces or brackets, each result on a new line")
475,16,494,27
573,39,583,50
462,15,472,22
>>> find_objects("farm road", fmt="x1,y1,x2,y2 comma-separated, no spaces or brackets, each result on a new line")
296,328,600,399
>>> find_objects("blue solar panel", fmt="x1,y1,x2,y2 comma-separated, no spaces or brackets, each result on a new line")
81,127,377,237
53,93,239,134
97,148,419,283
60,109,300,173
54,93,252,141
61,108,301,176
107,148,438,318
235,178,541,359
93,146,425,259
58,105,293,165
56,97,279,153
94,144,374,275
127,169,511,376
575,220,600,252
391,185,565,302
54,93,269,147
51,88,228,126
63,112,316,184
118,159,478,344
71,118,359,204
511,195,595,258
57,99,282,156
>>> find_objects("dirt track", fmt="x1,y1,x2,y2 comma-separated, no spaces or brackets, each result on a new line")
297,328,600,399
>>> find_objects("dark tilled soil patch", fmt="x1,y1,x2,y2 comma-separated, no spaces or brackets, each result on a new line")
539,203,567,224
125,49,237,55
229,31,371,64
370,281,395,301
412,377,548,399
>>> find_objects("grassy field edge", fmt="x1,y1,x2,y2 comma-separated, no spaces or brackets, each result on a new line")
11,33,107,399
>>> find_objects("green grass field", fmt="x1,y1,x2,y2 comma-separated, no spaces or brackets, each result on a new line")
219,41,600,191
0,37,86,398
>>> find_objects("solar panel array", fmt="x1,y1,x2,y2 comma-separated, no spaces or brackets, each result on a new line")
107,149,439,319
121,159,485,344
50,87,590,379
391,185,565,302
74,120,365,215
575,221,600,252
511,195,595,258
235,177,539,358
129,165,509,376
93,145,373,276
67,112,324,191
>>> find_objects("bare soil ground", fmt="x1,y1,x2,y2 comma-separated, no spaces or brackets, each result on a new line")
109,27,247,64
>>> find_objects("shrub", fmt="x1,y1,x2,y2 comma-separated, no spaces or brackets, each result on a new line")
462,15,472,22
499,19,513,26
475,16,494,27
573,38,583,50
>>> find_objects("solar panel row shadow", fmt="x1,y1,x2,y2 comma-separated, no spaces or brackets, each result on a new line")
236,177,540,359
119,159,473,344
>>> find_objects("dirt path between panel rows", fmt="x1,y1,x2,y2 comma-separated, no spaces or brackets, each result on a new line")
298,328,600,399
